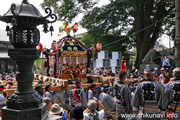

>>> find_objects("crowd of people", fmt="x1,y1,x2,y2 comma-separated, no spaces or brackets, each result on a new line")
0,62,180,120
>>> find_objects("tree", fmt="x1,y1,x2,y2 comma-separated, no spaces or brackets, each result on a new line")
132,0,174,68
41,0,174,68
175,0,180,67
33,59,43,72
129,47,137,66
80,33,133,54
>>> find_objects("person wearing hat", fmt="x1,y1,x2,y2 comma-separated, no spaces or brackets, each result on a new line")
159,68,180,120
132,68,163,120
45,82,53,105
49,103,63,115
70,80,87,108
35,84,45,98
88,83,96,101
160,67,165,72
99,84,116,120
0,85,6,117
114,69,132,120
49,103,66,120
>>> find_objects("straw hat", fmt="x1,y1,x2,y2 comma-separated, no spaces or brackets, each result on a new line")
160,68,165,71
49,103,63,115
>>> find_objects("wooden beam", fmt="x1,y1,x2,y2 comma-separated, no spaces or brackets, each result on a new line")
4,89,16,95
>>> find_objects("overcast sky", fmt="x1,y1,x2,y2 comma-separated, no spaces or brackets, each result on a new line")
0,0,174,49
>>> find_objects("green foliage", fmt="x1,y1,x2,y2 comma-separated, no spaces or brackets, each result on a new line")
33,59,43,71
80,32,134,53
41,0,98,22
129,48,137,65
41,0,174,44
41,0,175,67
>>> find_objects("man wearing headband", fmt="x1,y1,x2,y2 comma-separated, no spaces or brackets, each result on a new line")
99,84,116,119
132,68,162,120
159,68,180,119
114,69,132,120
35,84,44,97
70,80,87,108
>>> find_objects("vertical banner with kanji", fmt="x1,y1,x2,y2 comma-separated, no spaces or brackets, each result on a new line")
56,53,59,76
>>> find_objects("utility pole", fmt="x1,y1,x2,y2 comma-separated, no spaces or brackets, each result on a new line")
175,0,180,67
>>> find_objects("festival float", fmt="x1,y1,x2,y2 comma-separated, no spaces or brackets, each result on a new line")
43,22,95,82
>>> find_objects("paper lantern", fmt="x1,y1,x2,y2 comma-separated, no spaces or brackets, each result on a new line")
73,23,78,32
38,44,43,52
96,42,102,52
121,60,126,70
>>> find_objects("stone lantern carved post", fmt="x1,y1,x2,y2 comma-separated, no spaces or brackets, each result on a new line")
0,0,57,119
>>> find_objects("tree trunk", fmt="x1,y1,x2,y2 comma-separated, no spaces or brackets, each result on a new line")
175,0,180,67
135,37,156,69
132,0,173,68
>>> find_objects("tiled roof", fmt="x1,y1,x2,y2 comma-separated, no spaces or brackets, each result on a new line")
75,32,88,39
154,47,168,52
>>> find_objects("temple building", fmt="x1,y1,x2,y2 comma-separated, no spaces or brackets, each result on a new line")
0,28,17,73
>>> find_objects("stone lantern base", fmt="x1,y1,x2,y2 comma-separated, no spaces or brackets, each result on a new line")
2,103,48,120
0,48,49,120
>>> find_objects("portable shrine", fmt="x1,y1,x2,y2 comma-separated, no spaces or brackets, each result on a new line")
43,22,94,81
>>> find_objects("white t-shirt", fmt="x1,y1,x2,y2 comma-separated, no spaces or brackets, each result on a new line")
162,58,170,66
83,110,105,120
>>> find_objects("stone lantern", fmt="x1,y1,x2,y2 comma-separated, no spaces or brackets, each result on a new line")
0,0,57,119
